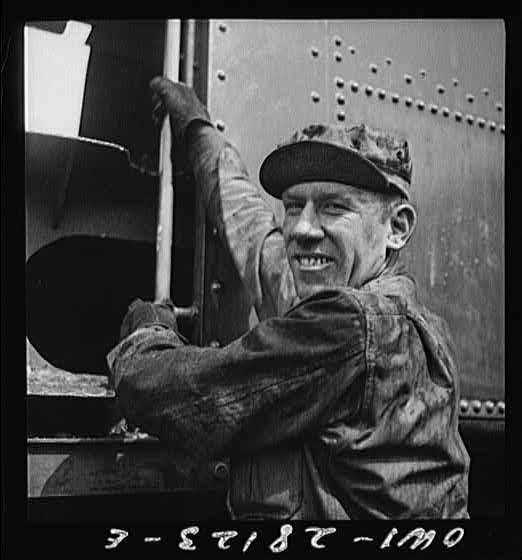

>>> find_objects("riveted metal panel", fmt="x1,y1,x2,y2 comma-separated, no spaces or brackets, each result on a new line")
208,19,330,222
325,20,505,125
206,20,504,402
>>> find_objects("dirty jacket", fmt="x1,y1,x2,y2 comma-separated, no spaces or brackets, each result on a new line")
107,123,470,519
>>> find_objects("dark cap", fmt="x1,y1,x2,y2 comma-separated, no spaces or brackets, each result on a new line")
259,123,412,199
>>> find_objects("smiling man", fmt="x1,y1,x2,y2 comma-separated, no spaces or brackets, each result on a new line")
107,78,470,519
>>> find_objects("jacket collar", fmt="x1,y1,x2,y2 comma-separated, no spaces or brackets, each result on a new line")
361,257,417,302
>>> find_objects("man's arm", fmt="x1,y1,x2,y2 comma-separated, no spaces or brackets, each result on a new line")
151,77,297,318
107,290,365,463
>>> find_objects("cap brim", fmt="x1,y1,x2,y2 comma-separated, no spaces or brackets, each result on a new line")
259,141,408,199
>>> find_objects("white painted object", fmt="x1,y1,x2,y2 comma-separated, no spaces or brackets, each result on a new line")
24,21,92,137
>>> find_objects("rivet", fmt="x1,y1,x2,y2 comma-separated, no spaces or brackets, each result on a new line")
216,70,226,81
488,120,497,130
485,400,495,413
370,63,378,74
210,281,222,293
334,51,343,62
335,76,345,88
215,120,226,132
416,99,425,110
348,46,356,54
404,96,413,107
377,89,386,99
218,22,227,32
336,92,345,105
311,91,321,103
365,85,374,96
477,117,486,128
310,46,320,57
385,57,392,65
436,84,446,94
500,124,505,134
466,114,475,124
497,401,505,414
349,80,359,93
429,104,438,114
471,400,482,413
209,340,221,348
482,88,490,96
419,68,427,77
466,94,475,103
452,78,459,86
454,111,463,122
213,462,229,479
460,399,469,413
495,102,503,112
391,93,400,103
333,35,343,46
404,74,413,84
337,110,346,121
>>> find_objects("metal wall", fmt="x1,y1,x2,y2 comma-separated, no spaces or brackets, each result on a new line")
205,19,505,406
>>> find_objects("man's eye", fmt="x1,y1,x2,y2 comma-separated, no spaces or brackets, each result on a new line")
323,202,349,213
283,201,303,213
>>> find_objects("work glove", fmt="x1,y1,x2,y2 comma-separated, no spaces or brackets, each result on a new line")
119,298,179,341
150,76,212,146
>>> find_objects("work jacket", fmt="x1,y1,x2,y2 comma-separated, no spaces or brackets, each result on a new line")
107,123,470,519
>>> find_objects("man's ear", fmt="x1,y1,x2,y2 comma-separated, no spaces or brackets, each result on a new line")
386,203,417,251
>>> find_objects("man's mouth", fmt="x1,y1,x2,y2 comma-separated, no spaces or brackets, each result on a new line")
294,254,334,271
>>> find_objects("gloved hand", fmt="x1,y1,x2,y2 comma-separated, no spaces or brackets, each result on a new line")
150,76,212,145
119,298,179,340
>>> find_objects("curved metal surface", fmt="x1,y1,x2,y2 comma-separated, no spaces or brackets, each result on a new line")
206,19,504,402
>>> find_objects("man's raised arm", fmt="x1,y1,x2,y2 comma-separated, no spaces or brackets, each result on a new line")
150,77,296,318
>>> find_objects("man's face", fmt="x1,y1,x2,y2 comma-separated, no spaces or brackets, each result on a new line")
282,181,390,300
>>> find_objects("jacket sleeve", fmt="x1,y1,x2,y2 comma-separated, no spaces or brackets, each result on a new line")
187,123,297,319
107,289,366,463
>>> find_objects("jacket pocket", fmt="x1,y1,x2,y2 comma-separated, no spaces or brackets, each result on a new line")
227,441,304,520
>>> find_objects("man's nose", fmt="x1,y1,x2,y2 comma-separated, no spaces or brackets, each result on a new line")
290,202,324,242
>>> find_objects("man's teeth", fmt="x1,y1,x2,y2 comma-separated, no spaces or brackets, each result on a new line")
297,256,330,267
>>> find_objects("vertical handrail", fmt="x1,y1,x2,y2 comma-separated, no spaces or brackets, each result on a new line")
154,20,181,301
181,19,196,88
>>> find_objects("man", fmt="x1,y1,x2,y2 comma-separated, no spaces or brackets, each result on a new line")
106,77,470,519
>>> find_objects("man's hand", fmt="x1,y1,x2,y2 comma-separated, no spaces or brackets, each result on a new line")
119,298,179,340
150,76,212,144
